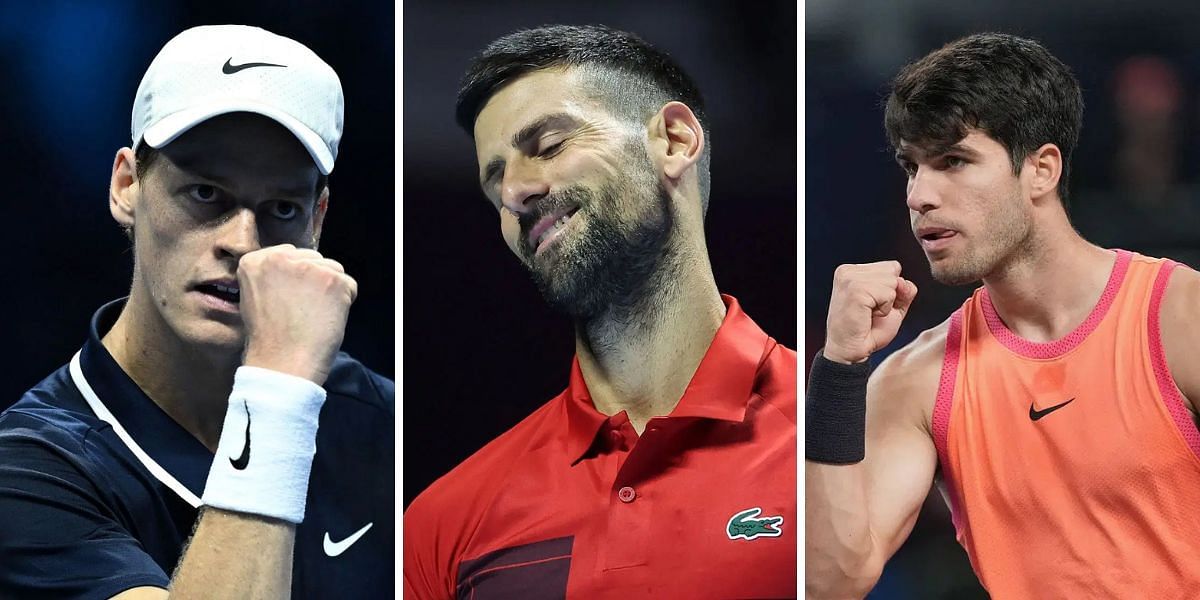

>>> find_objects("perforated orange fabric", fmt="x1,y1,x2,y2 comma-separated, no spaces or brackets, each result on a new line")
932,250,1200,597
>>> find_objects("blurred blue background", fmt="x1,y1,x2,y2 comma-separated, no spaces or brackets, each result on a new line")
0,1,394,410
808,0,1200,596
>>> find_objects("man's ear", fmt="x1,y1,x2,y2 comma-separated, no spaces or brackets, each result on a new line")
110,148,138,229
647,101,704,181
1027,142,1063,200
311,186,330,249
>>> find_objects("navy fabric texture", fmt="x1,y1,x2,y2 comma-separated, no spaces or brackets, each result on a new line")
0,299,394,599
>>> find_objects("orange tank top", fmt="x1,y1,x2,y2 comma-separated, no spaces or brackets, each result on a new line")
933,249,1200,598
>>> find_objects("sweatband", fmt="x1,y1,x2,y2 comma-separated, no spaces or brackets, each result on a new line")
201,366,326,523
805,350,871,464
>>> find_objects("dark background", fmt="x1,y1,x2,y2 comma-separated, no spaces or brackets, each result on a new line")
0,2,394,406
402,0,798,507
809,1,1200,596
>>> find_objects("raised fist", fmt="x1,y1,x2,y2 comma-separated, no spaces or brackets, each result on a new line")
237,244,358,386
823,261,917,365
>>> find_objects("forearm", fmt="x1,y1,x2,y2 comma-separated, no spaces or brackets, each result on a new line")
806,349,882,597
169,509,295,599
114,368,326,600
805,461,884,600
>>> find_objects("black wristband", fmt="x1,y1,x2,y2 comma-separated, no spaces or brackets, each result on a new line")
805,350,871,464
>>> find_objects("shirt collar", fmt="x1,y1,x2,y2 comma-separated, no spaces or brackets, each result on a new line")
76,298,213,503
563,294,776,463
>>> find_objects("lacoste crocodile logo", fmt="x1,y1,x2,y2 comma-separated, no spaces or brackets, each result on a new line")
726,507,784,540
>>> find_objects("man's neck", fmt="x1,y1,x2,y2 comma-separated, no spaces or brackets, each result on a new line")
574,254,726,435
981,220,1116,343
101,289,238,452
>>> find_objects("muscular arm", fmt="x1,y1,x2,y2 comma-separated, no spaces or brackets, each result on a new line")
114,511,294,600
805,334,942,599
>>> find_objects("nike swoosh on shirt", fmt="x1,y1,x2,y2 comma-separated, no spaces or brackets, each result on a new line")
222,58,287,74
1029,398,1074,421
324,522,373,557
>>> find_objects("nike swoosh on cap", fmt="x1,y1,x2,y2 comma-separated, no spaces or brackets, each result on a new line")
222,58,287,74
324,522,373,557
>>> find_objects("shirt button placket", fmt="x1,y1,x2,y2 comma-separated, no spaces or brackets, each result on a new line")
617,486,636,503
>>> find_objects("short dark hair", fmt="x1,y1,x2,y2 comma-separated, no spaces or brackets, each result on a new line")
884,33,1084,208
456,24,712,211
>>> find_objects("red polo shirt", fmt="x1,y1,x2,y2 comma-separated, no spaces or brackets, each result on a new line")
403,295,796,599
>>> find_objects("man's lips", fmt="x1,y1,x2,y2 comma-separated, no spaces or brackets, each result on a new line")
915,226,957,241
914,226,959,251
527,206,580,253
194,279,241,304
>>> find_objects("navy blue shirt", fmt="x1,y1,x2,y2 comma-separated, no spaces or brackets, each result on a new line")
0,299,394,599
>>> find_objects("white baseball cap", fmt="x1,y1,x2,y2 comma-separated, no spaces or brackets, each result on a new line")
131,25,344,175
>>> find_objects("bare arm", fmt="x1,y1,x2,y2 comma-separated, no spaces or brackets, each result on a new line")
806,339,941,599
805,262,942,599
113,511,294,600
1159,265,1200,412
111,245,358,600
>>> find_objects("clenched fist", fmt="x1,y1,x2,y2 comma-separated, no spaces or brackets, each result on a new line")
237,244,358,386
823,261,917,365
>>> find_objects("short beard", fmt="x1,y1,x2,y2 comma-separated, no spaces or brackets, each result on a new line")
519,174,674,324
928,193,1032,286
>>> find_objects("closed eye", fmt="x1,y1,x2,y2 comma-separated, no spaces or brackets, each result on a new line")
539,140,565,158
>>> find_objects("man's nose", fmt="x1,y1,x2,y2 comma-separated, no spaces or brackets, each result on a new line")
906,166,942,215
500,163,549,216
215,208,262,260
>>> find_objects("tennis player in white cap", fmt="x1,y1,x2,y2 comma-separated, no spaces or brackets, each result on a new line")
0,25,394,599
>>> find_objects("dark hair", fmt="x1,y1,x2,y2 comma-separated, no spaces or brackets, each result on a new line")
884,33,1084,208
456,24,712,210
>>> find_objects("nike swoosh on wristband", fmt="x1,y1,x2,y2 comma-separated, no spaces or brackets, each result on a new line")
222,58,287,74
324,522,374,557
229,401,251,470
1029,398,1074,421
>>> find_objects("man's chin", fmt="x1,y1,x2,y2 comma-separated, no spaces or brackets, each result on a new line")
531,267,602,319
181,320,246,355
929,264,983,286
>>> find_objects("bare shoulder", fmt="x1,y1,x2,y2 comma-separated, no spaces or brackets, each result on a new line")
1159,263,1200,411
868,318,952,433
1159,262,1200,323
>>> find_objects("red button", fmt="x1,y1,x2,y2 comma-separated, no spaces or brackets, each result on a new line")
617,486,636,503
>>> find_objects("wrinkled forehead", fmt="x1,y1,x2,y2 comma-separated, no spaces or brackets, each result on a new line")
472,69,601,160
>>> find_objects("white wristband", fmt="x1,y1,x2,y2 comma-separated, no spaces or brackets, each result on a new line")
201,366,326,523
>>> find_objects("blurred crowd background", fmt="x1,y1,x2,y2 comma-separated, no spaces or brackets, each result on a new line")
404,0,797,507
0,2,394,405
808,0,1200,596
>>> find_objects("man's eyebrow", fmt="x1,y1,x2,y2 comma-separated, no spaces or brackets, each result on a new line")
895,142,981,162
167,156,316,199
480,112,579,188
512,112,577,148
938,143,981,158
